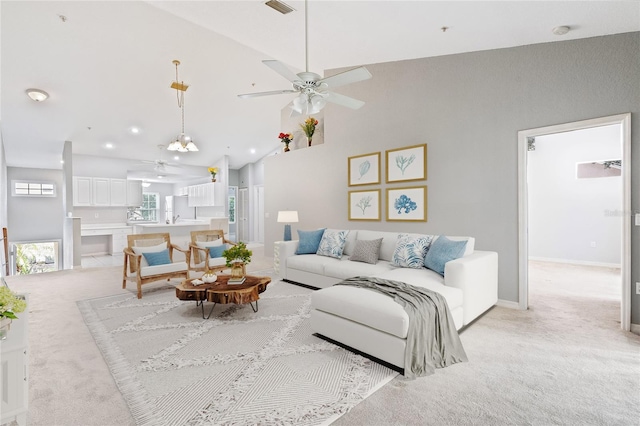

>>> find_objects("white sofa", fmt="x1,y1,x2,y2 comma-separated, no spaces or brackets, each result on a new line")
274,229,498,372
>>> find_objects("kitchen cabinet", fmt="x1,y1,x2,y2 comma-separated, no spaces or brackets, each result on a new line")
127,180,143,207
74,177,142,207
92,178,110,206
73,176,93,206
80,225,132,255
1,295,29,426
110,178,127,206
187,182,222,207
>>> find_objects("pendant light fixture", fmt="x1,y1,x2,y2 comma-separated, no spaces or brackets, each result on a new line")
167,60,198,152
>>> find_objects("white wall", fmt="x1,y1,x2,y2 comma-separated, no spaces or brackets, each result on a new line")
264,33,640,321
528,125,622,266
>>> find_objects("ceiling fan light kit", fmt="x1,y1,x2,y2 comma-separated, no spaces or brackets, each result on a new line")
168,60,198,152
239,0,372,116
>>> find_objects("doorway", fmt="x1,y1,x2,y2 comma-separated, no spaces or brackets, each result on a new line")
238,188,249,242
253,185,265,244
518,114,631,331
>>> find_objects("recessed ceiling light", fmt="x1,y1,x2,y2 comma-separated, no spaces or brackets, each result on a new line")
130,127,140,134
552,26,570,36
250,149,256,154
173,156,180,160
26,88,49,102
141,181,151,188
157,175,164,179
105,142,113,149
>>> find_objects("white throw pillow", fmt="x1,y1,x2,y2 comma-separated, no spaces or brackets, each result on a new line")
196,239,223,249
132,242,168,268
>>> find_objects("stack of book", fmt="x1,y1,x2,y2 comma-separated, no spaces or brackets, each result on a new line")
227,277,246,285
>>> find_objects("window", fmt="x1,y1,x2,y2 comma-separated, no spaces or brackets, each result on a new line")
130,192,159,222
12,181,56,197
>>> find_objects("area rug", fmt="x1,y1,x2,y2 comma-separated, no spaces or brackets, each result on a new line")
78,276,397,426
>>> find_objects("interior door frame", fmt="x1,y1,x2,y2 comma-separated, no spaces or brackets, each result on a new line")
517,113,631,331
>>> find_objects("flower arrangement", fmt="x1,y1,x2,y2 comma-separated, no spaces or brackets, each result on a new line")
222,242,252,267
279,132,294,152
208,167,219,182
299,117,319,146
0,286,26,320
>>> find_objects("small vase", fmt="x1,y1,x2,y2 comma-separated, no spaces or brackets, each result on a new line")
307,137,312,147
230,262,246,280
211,177,217,182
202,271,217,283
284,144,290,152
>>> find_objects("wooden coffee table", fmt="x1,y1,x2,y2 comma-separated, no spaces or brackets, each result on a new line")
176,274,271,319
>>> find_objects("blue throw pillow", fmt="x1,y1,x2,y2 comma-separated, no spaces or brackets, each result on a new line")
142,249,171,266
423,236,468,276
208,244,227,258
295,229,326,254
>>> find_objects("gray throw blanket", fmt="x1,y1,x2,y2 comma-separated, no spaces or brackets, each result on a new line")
335,276,467,379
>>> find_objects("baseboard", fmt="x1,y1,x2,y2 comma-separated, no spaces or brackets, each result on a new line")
528,257,621,269
497,299,521,310
631,323,640,335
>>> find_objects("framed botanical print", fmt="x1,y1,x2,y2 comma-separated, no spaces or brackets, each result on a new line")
348,152,381,186
348,189,381,221
385,144,427,183
386,186,427,222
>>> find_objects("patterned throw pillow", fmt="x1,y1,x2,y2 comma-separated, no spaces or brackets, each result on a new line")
392,234,433,269
295,229,326,254
349,238,383,265
423,236,468,276
316,229,350,259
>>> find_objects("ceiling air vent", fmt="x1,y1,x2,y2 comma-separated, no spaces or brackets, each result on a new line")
265,0,295,14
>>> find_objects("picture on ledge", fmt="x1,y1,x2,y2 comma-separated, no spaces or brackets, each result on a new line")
386,186,427,222
348,152,381,186
385,143,427,183
348,189,381,221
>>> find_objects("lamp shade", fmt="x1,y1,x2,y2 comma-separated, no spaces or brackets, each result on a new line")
277,211,299,223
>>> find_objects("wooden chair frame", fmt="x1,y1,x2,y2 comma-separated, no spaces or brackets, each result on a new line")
189,229,235,274
122,233,190,299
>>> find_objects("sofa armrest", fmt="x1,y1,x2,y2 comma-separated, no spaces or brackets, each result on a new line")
274,240,299,278
444,250,498,326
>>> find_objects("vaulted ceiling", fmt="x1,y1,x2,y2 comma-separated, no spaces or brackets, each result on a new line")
1,1,638,182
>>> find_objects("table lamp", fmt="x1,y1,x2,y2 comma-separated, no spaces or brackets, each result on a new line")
277,211,299,241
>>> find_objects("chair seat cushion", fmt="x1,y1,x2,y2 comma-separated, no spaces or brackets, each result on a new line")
135,261,188,278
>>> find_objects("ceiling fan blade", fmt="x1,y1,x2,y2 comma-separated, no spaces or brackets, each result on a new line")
319,66,372,89
263,60,300,83
325,92,365,109
238,89,297,99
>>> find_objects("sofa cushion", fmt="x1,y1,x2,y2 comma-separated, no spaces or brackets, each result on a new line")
132,261,188,278
196,239,223,248
312,285,411,338
287,254,334,275
132,242,168,268
373,267,463,311
316,229,349,259
341,229,359,256
324,258,394,280
296,229,326,254
349,238,383,264
424,236,467,275
142,249,171,266
391,234,433,269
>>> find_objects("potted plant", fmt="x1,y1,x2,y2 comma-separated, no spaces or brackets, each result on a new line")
208,167,219,182
0,286,27,340
222,242,252,279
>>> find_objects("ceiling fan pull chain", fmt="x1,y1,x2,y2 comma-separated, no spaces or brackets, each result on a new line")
304,0,309,73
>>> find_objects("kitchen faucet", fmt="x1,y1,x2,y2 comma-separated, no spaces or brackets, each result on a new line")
172,215,180,224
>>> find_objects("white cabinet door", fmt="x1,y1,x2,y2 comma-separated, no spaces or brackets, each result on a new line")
92,178,111,206
127,180,143,207
110,179,127,206
187,185,197,207
73,177,92,206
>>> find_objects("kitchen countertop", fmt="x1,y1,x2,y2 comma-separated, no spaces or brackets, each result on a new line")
132,221,207,227
81,223,130,230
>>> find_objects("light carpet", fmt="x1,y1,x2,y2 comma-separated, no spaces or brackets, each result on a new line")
77,274,397,426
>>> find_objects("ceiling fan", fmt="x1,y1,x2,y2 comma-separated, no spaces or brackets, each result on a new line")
138,145,181,172
238,0,372,116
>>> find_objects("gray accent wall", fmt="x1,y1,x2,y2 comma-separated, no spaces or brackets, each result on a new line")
264,33,640,323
